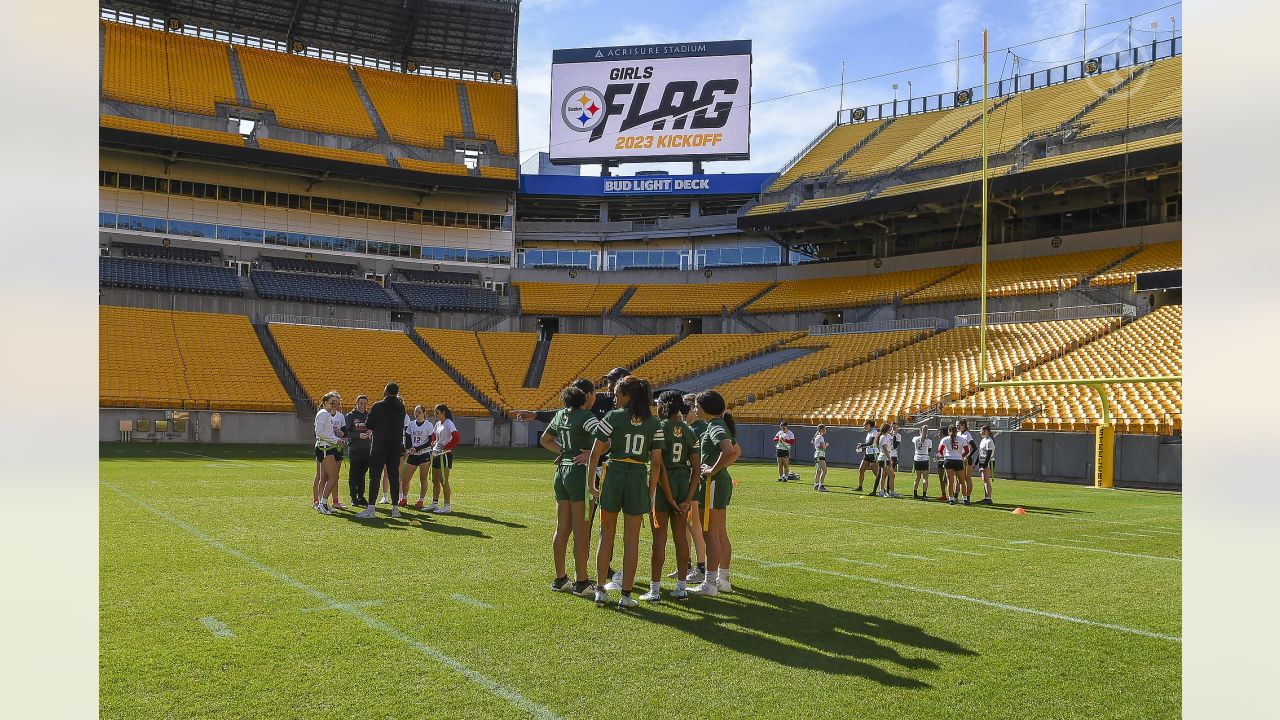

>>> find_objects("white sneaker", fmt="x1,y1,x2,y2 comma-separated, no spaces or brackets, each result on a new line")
690,580,719,596
611,570,624,585
716,578,733,593
669,588,689,600
390,507,402,518
617,594,638,609
889,491,902,499
639,588,662,602
317,502,332,515
593,588,609,607
356,506,376,519
685,569,705,583
434,503,451,514
377,494,388,504
423,501,439,512
603,579,622,592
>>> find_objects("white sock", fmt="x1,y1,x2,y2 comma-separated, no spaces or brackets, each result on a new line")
717,568,729,583
650,581,660,593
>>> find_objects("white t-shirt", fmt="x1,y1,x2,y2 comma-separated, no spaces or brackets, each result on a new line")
407,419,435,453
939,436,965,460
774,429,795,450
315,410,341,445
878,433,894,461
331,411,346,440
913,436,933,462
978,436,995,461
958,430,976,456
434,418,458,453
812,433,827,458
863,429,879,455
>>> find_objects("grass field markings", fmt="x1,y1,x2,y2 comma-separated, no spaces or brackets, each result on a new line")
753,560,804,569
1027,541,1179,562
450,593,495,610
301,600,383,613
1106,531,1154,538
101,481,565,720
887,553,936,562
936,548,985,557
198,616,235,638
731,571,761,580
835,557,888,568
1007,540,1035,545
733,556,1181,643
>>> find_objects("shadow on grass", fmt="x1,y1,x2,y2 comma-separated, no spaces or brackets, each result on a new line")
620,585,975,688
337,510,491,538
446,510,527,529
965,501,1088,516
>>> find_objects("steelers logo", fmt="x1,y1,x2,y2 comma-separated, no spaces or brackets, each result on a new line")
562,86,605,132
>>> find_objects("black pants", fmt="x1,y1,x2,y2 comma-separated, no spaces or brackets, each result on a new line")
347,445,371,501
367,446,402,504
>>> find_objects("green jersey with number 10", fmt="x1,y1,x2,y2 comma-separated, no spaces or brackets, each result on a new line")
594,408,664,462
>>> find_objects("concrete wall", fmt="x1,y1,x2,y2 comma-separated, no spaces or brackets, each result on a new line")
102,408,479,446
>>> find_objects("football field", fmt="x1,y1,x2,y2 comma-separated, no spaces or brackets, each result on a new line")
100,444,1181,719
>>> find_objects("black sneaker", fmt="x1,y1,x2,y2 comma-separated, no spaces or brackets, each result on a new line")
980,498,993,505
551,576,572,592
572,580,596,597
818,486,829,492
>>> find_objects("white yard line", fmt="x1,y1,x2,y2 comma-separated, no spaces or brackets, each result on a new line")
198,616,235,638
887,553,936,561
937,548,986,557
102,481,563,720
450,593,494,610
834,557,888,568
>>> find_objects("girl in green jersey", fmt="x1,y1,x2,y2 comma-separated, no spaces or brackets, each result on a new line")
681,392,709,583
642,390,700,602
539,382,599,597
691,390,741,597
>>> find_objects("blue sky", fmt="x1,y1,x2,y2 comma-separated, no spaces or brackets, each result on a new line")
515,0,1181,175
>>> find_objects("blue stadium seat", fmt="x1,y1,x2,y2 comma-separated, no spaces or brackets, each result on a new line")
264,255,357,276
251,270,397,308
116,241,220,264
99,256,243,296
391,282,499,312
398,268,479,285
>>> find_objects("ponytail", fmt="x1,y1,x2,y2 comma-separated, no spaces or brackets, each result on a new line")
722,411,737,438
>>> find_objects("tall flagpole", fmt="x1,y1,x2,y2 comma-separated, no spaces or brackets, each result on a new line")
839,61,846,113
979,28,989,387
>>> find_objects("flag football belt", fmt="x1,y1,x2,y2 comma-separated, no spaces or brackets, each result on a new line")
315,440,338,451
610,457,646,466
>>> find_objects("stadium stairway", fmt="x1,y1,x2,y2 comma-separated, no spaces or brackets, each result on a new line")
347,66,392,142
251,321,316,416
666,345,822,393
734,309,779,333
1058,64,1149,138
523,339,551,388
456,83,477,139
819,117,895,180
226,46,252,105
608,287,639,317
405,329,505,417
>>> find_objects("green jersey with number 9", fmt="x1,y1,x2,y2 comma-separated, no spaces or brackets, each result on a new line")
594,408,664,462
659,419,695,469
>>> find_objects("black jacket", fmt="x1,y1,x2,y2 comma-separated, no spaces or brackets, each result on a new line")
366,396,406,451
343,410,371,452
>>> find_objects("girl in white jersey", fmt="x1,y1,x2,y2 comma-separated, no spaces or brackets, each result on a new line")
811,425,829,492
911,429,933,500
976,425,995,505
327,406,347,510
877,424,898,497
856,420,879,493
312,391,346,515
937,424,969,505
957,420,976,505
427,404,460,514
402,405,437,509
773,421,795,483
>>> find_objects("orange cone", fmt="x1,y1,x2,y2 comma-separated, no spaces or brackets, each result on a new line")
1011,507,1026,516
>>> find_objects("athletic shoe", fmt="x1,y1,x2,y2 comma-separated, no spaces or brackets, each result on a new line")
685,569,705,583
776,477,785,483
414,500,424,510
818,486,829,492
611,570,624,586
434,503,452,514
356,506,376,519
331,501,346,511
390,507,402,518
398,498,407,507
980,498,994,505
948,498,956,505
572,580,595,597
639,588,662,602
423,501,438,512
962,497,970,506
716,578,733,593
377,494,388,504
854,486,863,492
690,580,719,596
603,579,622,592
617,594,638,609
550,577,572,592
889,492,902,499
669,588,689,601
913,491,920,499
594,588,609,607
316,503,330,515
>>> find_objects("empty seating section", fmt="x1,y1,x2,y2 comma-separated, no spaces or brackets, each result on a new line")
621,282,771,316
100,257,243,296
515,283,630,316
632,332,804,387
516,334,675,410
1091,241,1182,287
768,122,885,191
397,157,471,175
745,201,789,216
463,82,519,154
716,330,926,407
953,306,1182,434
271,324,486,416
101,22,235,115
479,166,518,180
400,269,478,284
100,307,291,411
256,138,387,166
100,114,246,146
836,108,978,180
748,268,951,313
117,241,219,263
355,68,463,149
416,328,504,408
792,193,868,211
266,256,355,275
392,283,499,312
574,336,674,390
1077,57,1181,138
913,68,1131,170
477,333,539,399
237,46,376,139
732,318,1115,424
876,165,1010,198
251,270,396,307
902,247,1129,304
1019,132,1181,174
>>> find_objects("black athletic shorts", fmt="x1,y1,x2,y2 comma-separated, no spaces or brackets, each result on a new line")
976,456,991,470
914,460,929,471
776,449,790,458
406,451,431,466
432,452,454,470
944,458,964,471
315,446,340,461
862,452,877,465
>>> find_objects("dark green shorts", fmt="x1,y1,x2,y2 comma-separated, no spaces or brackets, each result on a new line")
599,462,649,516
655,466,691,514
696,471,733,510
553,463,587,503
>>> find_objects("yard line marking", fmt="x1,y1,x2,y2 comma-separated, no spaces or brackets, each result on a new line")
302,600,383,613
450,593,494,610
1029,541,1179,562
731,571,760,580
101,481,563,720
937,548,985,557
198,617,235,638
734,556,1179,643
1107,531,1154,538
1007,540,1035,545
887,553,935,561
835,557,887,568
753,560,803,569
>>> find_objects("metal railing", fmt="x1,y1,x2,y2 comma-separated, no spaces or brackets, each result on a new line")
809,317,945,335
954,303,1135,327
263,314,405,332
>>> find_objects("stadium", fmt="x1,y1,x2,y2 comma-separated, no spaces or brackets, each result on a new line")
96,0,1182,717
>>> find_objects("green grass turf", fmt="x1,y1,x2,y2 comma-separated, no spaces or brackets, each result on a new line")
100,444,1181,719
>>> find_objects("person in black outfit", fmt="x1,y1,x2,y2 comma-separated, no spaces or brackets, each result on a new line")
344,394,372,506
356,383,407,519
